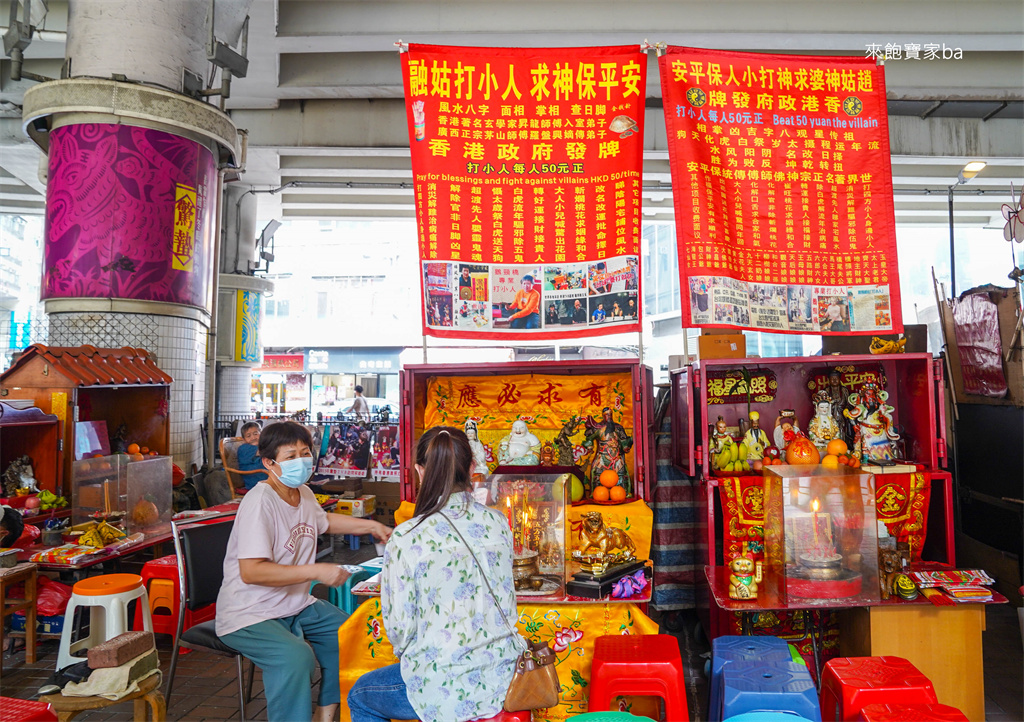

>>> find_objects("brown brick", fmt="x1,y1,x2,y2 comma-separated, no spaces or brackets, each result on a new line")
87,631,155,669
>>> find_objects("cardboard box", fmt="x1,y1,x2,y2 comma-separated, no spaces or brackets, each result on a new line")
333,495,375,518
698,333,746,359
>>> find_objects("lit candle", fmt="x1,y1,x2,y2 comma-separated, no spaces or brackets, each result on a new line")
505,496,512,531
811,498,820,547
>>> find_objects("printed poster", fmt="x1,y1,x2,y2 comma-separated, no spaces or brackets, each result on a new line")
403,44,647,339
660,47,903,334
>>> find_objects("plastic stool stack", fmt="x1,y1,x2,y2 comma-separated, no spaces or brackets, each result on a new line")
819,657,938,722
720,660,821,722
133,554,215,637
57,574,153,672
709,635,793,722
856,703,969,721
588,634,688,720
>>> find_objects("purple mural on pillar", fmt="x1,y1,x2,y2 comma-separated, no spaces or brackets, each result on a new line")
43,123,217,311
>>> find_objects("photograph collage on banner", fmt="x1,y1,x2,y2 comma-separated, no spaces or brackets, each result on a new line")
423,256,639,334
318,423,401,479
689,276,894,334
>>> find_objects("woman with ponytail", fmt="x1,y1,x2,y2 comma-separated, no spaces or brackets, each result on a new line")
348,426,520,722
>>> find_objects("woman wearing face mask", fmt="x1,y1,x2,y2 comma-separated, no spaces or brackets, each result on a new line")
216,421,392,722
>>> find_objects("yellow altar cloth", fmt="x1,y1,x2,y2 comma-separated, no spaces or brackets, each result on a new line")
337,598,660,721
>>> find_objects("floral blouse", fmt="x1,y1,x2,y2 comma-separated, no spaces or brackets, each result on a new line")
382,491,521,722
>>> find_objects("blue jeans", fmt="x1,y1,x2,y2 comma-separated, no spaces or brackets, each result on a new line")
509,312,540,329
347,663,418,722
222,600,347,722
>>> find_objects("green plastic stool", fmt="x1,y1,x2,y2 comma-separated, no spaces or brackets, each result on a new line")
571,713,656,721
788,643,808,666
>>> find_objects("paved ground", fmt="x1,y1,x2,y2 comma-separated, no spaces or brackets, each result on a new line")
2,540,1020,721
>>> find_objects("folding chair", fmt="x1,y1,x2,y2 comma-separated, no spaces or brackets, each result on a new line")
167,513,254,720
219,436,264,497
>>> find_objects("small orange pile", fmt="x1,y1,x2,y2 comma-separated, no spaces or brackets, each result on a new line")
820,439,861,469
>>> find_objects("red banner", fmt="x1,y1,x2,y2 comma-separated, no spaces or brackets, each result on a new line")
660,48,902,335
402,44,646,339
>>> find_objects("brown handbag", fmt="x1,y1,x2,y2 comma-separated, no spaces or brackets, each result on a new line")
441,513,561,712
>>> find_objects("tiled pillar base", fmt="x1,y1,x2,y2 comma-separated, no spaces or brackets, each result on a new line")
48,311,208,471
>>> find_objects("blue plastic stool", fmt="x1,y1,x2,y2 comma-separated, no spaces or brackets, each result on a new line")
710,636,793,722
720,661,821,722
724,713,816,722
346,534,361,550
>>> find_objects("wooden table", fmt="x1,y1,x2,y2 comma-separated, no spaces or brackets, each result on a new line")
39,671,165,722
15,530,173,574
705,565,1005,721
0,563,38,676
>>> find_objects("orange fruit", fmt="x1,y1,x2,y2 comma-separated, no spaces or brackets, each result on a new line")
592,486,610,502
599,470,619,488
609,486,627,502
130,452,145,462
140,447,149,454
821,454,840,470
826,439,849,457
785,437,821,465
838,455,849,466
127,443,141,455
92,454,103,458
849,456,861,468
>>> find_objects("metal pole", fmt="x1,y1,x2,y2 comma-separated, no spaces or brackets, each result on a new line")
638,330,644,365
554,344,560,361
948,185,956,298
205,169,226,470
422,336,427,364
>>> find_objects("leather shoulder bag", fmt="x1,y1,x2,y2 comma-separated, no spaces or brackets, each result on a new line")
440,512,560,712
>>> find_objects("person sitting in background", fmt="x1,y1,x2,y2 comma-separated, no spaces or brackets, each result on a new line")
236,421,267,490
217,421,392,722
347,427,520,722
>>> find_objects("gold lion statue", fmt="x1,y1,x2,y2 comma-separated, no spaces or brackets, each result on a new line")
578,511,636,557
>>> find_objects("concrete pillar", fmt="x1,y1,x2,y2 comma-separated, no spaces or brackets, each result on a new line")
21,2,243,471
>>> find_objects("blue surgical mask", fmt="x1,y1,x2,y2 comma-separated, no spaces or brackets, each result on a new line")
274,457,313,488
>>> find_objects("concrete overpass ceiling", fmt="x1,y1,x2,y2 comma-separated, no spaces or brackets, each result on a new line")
0,0,1021,226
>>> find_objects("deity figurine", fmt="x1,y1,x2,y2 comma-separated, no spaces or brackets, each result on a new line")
464,419,490,479
827,370,850,442
582,407,634,494
710,416,735,472
843,381,900,463
742,411,771,461
728,543,763,601
807,390,841,454
773,409,801,450
498,419,541,466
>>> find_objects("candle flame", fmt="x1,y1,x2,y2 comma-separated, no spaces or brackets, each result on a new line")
811,498,820,513
506,497,511,508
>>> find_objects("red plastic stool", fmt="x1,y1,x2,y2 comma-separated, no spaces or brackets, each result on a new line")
0,696,58,721
589,634,688,719
820,656,938,721
133,554,215,638
857,703,969,721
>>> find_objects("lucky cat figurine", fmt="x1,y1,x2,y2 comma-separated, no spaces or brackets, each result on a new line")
728,544,763,600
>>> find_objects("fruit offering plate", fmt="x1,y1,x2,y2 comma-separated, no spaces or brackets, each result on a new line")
571,495,639,506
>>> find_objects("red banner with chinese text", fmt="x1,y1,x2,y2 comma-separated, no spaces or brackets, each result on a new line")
403,44,646,340
659,48,902,335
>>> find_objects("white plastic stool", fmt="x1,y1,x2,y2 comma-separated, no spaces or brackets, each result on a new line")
56,573,153,672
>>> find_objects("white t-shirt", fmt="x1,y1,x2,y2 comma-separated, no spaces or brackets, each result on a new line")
215,483,329,637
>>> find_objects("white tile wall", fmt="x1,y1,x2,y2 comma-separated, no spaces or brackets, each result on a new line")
219,365,252,416
49,312,209,471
